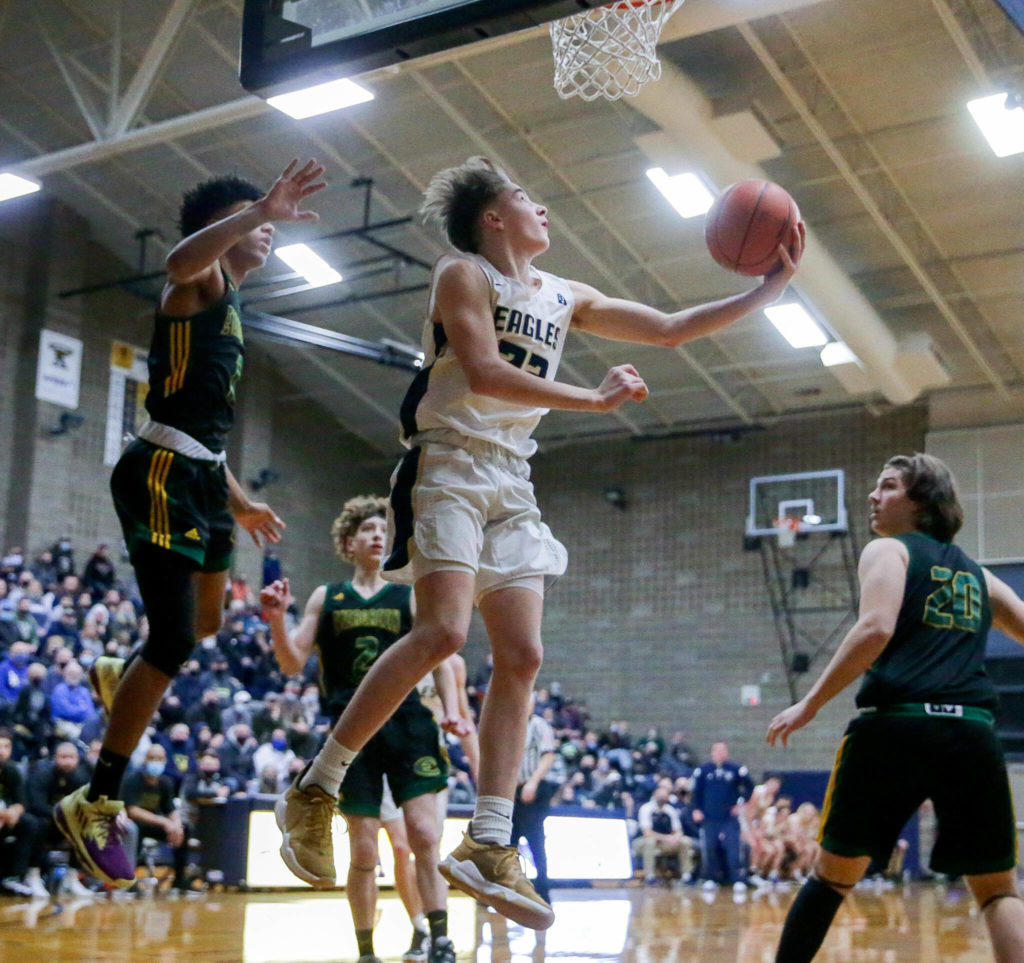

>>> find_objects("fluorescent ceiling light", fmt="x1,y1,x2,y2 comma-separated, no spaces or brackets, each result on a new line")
275,243,342,287
645,167,714,218
967,93,1024,157
0,172,41,202
765,302,828,349
267,78,373,119
820,341,859,367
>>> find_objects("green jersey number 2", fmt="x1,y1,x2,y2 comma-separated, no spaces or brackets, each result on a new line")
923,566,983,632
351,635,380,683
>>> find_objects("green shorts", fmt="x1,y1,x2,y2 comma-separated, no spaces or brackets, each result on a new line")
111,439,234,572
337,699,448,818
820,706,1016,876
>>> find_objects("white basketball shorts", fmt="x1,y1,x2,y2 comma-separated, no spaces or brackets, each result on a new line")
382,435,568,601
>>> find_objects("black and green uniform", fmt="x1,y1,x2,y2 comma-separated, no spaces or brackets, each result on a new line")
110,274,244,571
315,579,447,817
820,531,1015,875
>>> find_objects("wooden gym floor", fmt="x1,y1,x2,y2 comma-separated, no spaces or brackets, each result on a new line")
0,880,997,961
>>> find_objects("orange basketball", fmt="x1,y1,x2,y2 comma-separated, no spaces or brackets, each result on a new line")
704,180,800,277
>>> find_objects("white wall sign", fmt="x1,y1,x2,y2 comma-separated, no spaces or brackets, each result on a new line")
35,329,82,409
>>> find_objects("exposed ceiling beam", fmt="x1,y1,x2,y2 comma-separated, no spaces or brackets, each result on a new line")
106,0,198,137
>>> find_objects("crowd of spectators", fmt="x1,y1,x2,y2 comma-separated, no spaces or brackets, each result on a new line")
0,535,821,899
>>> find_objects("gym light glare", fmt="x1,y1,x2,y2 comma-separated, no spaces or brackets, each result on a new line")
820,341,859,367
645,168,714,218
968,93,1024,157
0,172,41,202
267,78,373,119
765,303,828,349
275,244,342,287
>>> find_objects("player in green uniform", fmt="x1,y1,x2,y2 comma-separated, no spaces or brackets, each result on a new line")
54,160,326,888
767,453,1024,963
261,496,463,963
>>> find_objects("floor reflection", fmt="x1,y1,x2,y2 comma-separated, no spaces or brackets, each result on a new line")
0,880,998,961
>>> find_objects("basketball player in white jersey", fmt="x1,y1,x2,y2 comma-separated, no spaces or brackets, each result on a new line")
277,156,804,929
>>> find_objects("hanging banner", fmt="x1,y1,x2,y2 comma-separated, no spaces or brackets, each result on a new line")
35,329,83,409
104,341,149,466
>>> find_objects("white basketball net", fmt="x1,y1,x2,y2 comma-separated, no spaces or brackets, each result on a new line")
550,0,683,102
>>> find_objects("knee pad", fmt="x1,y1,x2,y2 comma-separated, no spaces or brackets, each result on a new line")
133,543,199,677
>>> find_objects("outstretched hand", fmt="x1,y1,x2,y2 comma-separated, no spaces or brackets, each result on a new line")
765,698,816,748
759,220,806,302
234,501,285,548
258,159,327,224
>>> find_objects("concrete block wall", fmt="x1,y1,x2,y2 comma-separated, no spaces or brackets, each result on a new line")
499,404,929,775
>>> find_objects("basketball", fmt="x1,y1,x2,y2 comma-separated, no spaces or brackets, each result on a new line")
704,180,800,277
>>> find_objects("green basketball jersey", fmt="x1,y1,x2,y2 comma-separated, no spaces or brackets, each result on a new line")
856,531,997,710
144,273,244,452
314,580,415,714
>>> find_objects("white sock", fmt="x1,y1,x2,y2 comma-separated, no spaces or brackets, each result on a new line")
299,738,357,796
412,912,428,934
469,795,514,846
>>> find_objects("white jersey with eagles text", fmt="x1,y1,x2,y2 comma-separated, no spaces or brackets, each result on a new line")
398,252,574,459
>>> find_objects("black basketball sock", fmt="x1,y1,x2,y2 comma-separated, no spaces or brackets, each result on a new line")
427,908,448,941
775,876,845,963
87,747,131,802
355,928,374,958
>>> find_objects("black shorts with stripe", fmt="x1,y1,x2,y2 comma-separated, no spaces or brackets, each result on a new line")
110,439,234,572
335,699,448,818
819,710,1017,876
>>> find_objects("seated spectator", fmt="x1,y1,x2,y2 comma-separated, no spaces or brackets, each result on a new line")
185,688,225,735
11,663,52,759
30,550,58,590
8,597,40,648
251,691,285,743
50,660,97,743
50,536,75,581
122,744,190,892
172,658,205,707
158,723,198,793
181,750,239,824
49,606,82,646
251,727,294,793
0,641,33,706
220,689,253,732
217,722,257,788
26,741,94,894
254,764,281,795
632,777,693,885
44,646,74,694
81,545,116,599
0,727,43,896
199,652,242,706
286,717,319,760
156,693,187,731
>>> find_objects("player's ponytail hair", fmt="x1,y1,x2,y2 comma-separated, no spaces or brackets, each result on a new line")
884,453,963,542
331,495,388,562
420,156,511,253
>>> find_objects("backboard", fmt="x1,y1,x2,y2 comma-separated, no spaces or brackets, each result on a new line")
746,469,848,537
241,0,593,97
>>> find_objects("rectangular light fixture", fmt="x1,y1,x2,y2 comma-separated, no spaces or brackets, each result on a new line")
765,302,828,349
820,341,858,367
967,92,1024,157
645,167,715,218
0,172,41,202
275,243,342,287
267,78,373,120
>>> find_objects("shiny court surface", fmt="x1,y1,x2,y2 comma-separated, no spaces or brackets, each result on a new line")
0,881,994,961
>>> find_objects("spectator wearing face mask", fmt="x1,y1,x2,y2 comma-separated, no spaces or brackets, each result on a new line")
122,744,191,892
0,642,33,704
172,659,205,707
157,722,198,793
217,723,257,787
11,663,52,759
251,727,295,793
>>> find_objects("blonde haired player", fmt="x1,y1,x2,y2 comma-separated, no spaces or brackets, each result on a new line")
277,156,804,930
262,496,465,963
